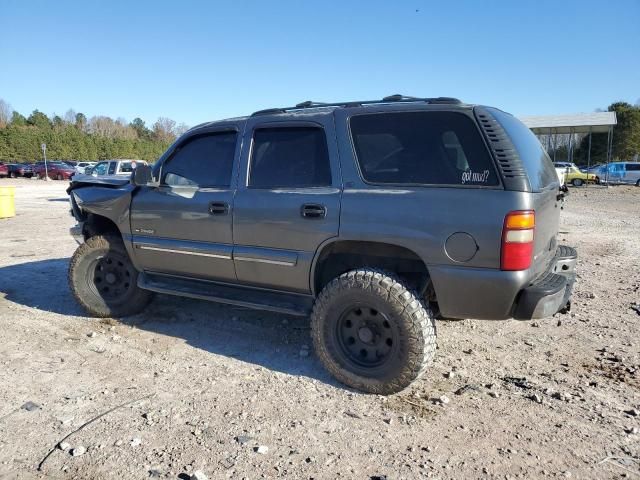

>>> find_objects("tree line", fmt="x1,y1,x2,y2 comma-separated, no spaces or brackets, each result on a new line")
0,99,189,163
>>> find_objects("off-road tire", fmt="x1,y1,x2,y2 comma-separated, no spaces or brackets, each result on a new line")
572,178,584,187
69,235,153,317
311,269,437,394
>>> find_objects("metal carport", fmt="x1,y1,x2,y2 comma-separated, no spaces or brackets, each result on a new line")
518,112,617,171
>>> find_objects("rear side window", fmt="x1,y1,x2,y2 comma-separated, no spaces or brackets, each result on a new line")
626,163,640,171
163,132,237,187
350,111,499,186
487,108,558,191
249,127,332,188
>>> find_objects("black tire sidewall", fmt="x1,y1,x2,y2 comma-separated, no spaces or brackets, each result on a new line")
573,179,583,186
69,236,149,317
321,288,412,382
312,269,436,394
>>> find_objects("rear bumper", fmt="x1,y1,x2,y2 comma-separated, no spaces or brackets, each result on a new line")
429,245,577,320
512,245,577,319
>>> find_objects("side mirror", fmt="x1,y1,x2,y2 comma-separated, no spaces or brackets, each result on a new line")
132,164,153,186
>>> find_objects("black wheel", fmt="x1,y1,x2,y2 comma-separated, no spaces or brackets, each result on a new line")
311,269,436,394
69,235,153,317
636,179,640,187
56,174,63,180
572,178,584,187
9,172,16,178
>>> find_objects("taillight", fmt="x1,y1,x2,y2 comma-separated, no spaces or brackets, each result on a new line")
501,210,535,271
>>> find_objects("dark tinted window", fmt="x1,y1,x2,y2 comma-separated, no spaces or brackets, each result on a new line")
163,132,237,187
626,163,640,171
487,108,558,191
350,111,499,186
108,162,116,174
249,127,331,188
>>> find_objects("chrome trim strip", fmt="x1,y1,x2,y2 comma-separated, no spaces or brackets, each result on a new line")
233,256,296,267
136,245,231,260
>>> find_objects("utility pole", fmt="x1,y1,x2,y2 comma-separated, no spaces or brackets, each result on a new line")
41,143,49,181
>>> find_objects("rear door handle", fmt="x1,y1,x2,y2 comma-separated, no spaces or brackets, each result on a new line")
209,201,229,215
301,203,326,219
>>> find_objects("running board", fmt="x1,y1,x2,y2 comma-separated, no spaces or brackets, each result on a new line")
138,272,313,317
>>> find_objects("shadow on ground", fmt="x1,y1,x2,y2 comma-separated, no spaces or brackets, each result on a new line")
0,258,336,387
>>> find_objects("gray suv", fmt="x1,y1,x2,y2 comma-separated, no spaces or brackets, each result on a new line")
67,95,576,394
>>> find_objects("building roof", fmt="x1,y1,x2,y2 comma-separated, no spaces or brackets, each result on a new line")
518,112,617,134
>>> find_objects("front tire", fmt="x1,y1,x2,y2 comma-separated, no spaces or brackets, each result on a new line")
311,269,437,395
572,178,584,187
69,235,153,317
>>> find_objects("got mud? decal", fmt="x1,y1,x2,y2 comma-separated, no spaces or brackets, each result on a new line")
461,169,490,184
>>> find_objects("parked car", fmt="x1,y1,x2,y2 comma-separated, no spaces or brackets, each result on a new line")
67,95,576,395
75,162,97,175
594,162,640,186
0,162,8,178
33,161,76,180
64,161,78,168
553,162,598,187
87,159,147,177
7,163,34,178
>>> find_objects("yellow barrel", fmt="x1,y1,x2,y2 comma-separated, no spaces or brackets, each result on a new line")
0,186,16,219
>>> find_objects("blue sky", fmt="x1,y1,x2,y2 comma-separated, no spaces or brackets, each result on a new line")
1,0,638,127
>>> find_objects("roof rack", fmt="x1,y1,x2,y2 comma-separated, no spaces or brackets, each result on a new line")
250,94,462,116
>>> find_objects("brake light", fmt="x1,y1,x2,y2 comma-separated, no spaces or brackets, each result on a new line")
501,210,535,271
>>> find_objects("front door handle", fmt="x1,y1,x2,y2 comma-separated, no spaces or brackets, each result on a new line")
301,203,326,219
209,201,229,215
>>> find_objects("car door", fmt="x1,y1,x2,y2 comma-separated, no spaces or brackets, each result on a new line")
232,114,341,293
129,128,240,281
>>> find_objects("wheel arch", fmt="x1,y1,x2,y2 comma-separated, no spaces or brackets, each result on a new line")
311,239,433,298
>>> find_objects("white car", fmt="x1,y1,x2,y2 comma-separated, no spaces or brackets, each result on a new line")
75,162,97,175
89,160,147,177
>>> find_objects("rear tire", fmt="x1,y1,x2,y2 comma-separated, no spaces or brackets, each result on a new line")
311,269,437,395
572,178,584,187
69,235,153,317
56,174,63,180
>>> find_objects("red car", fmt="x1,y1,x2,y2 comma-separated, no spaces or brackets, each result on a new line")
33,161,76,180
0,162,8,178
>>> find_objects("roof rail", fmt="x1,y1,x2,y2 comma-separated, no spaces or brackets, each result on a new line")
250,95,462,116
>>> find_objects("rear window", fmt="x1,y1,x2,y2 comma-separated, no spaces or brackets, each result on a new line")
350,111,499,187
487,108,558,191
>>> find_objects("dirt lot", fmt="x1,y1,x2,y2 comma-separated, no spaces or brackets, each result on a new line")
0,178,638,480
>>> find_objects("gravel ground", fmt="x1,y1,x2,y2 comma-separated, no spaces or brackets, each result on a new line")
0,178,638,480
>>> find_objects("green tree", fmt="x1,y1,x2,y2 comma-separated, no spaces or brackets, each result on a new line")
10,111,27,126
27,110,52,129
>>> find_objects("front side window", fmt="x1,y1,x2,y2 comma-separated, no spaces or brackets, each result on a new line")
350,111,499,186
249,127,332,188
162,132,237,187
108,162,116,175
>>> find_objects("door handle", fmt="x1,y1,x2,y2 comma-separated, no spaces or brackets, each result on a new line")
209,201,229,215
301,203,326,219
